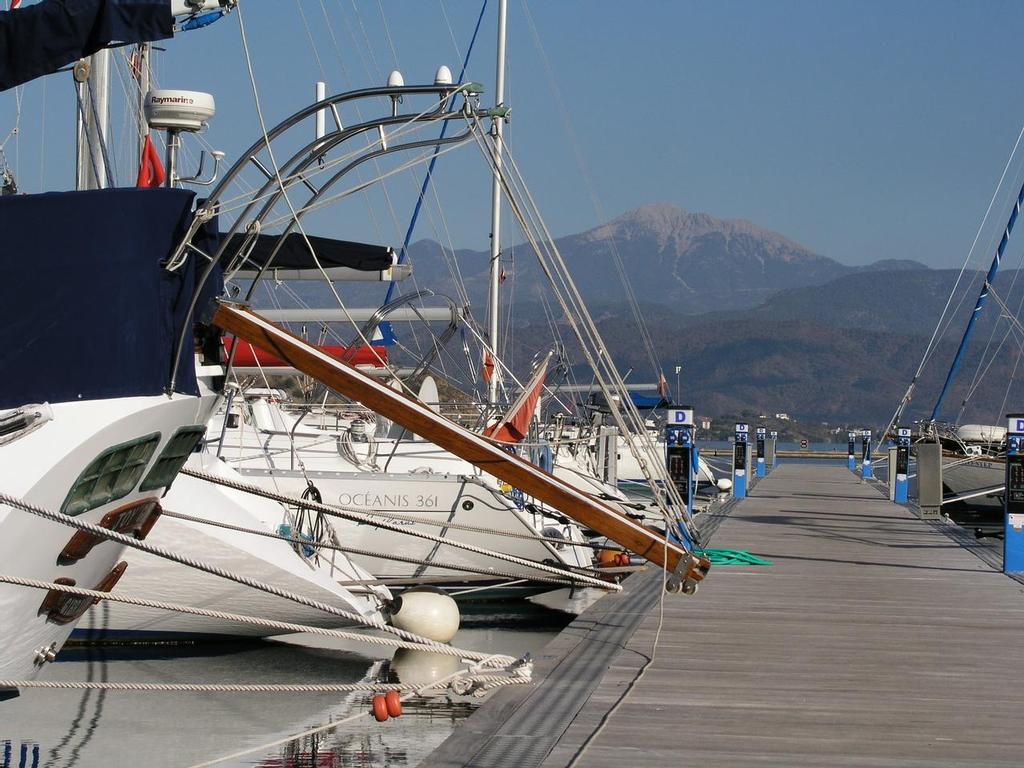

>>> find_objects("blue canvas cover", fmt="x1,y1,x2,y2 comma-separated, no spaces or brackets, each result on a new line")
630,392,671,409
0,187,201,409
0,0,172,92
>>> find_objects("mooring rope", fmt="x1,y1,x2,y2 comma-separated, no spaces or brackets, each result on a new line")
0,573,515,663
0,492,473,647
0,676,527,694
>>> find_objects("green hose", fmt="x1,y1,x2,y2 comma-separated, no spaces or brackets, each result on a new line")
700,548,773,566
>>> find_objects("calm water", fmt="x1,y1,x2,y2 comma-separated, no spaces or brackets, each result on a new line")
0,595,593,768
700,441,850,454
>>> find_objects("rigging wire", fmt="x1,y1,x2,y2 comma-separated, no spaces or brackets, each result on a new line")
520,0,665,386
884,120,1024,435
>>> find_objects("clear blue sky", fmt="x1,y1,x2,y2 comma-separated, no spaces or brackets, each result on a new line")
4,0,1024,269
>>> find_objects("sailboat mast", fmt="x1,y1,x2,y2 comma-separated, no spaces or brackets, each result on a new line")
486,0,507,406
930,180,1024,422
74,49,110,190
137,43,151,169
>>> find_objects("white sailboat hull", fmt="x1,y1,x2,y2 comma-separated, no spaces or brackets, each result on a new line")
0,394,213,681
82,455,387,641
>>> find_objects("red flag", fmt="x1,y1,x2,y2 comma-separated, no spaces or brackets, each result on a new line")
10,1,22,9
657,373,668,398
481,350,495,383
484,356,549,444
136,134,166,188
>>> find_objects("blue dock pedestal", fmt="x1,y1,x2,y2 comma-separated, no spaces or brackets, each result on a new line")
861,429,873,479
847,431,856,472
1004,414,1024,573
733,423,749,499
755,427,766,478
894,427,910,503
664,407,695,520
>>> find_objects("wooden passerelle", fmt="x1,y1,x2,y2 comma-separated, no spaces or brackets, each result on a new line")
212,302,710,587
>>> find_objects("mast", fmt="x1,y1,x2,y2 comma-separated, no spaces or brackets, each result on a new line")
137,43,151,170
75,49,110,190
486,0,507,406
930,179,1024,422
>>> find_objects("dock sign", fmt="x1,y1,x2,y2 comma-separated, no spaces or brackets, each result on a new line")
668,407,694,426
1008,416,1024,434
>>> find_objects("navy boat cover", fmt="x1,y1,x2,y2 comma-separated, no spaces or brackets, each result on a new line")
222,232,394,273
0,0,172,92
0,187,202,409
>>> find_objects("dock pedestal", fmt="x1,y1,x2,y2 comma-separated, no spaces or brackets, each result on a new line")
1004,414,1024,573
756,427,766,477
860,429,873,479
732,423,748,499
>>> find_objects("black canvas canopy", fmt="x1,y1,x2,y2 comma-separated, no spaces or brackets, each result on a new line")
221,232,394,273
0,0,173,92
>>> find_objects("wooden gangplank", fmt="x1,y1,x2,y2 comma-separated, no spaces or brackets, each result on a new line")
426,463,1024,767
212,302,710,587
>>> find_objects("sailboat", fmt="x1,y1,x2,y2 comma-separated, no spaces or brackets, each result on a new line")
0,0,241,690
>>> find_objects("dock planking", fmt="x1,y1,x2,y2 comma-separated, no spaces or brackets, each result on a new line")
423,462,1024,768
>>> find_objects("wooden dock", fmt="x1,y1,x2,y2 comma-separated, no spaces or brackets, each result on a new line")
424,462,1024,767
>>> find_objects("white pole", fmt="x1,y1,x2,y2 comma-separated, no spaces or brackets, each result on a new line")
74,49,109,190
487,0,507,406
89,49,109,189
315,81,326,144
137,43,151,169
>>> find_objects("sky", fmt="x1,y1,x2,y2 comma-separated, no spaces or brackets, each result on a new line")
4,0,1024,269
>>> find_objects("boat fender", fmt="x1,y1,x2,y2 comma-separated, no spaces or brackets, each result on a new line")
385,690,403,718
389,587,460,643
371,694,390,722
596,548,620,568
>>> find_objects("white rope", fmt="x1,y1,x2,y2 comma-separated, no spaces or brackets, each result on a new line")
0,677,526,693
0,491,473,646
185,654,527,768
0,573,514,663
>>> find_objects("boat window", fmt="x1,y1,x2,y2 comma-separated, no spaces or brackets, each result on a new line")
60,433,161,516
139,426,206,492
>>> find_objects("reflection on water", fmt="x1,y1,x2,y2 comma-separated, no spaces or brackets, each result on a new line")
0,600,574,768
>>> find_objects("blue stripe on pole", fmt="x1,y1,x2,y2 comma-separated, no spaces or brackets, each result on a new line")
931,180,1024,421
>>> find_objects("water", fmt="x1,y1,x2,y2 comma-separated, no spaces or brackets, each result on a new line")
700,441,849,454
0,597,587,768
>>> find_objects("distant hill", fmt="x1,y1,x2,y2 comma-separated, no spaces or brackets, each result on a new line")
403,203,922,314
250,204,1024,426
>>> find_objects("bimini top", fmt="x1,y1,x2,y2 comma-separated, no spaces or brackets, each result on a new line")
221,232,395,274
0,187,202,409
0,0,173,92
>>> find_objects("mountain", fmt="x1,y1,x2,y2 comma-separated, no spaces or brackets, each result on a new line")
251,203,1024,425
404,203,920,314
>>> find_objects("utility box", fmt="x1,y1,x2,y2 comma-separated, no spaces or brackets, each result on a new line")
916,440,942,519
766,431,778,470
